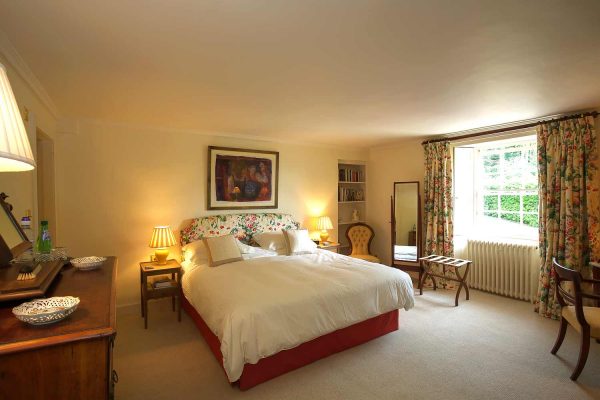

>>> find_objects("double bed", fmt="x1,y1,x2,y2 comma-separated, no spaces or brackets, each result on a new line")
180,213,414,389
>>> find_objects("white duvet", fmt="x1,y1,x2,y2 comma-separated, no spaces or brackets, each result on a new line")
182,250,414,382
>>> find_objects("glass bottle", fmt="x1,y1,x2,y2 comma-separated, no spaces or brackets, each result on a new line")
36,220,52,254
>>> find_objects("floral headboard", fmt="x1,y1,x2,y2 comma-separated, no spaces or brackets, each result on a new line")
180,213,300,246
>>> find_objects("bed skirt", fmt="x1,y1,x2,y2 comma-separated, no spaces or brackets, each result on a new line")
181,295,399,390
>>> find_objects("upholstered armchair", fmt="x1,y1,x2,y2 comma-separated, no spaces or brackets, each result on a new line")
346,223,380,264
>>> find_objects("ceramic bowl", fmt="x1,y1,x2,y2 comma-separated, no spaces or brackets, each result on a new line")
71,256,107,271
12,296,80,325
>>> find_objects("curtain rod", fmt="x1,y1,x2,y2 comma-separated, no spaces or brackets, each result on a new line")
422,111,599,145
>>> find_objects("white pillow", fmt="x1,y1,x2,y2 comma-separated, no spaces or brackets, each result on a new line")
283,229,318,255
203,234,243,267
182,240,209,265
237,240,262,254
253,231,288,254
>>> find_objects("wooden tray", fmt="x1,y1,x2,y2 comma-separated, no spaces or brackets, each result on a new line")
0,260,64,302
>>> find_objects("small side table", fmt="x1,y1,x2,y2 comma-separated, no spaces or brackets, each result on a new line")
318,242,341,253
140,259,182,329
418,255,472,307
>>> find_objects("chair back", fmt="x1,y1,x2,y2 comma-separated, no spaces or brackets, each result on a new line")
553,258,587,328
346,223,375,256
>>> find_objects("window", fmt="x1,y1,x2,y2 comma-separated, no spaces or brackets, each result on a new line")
454,135,538,240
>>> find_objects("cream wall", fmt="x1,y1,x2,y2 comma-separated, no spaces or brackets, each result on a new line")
367,138,424,265
55,121,366,306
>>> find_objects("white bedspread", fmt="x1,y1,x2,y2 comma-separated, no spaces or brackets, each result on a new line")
182,250,414,382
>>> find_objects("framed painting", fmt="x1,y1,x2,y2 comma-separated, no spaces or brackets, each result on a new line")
207,146,279,210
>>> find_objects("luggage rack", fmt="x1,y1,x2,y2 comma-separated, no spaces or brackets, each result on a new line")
418,254,472,306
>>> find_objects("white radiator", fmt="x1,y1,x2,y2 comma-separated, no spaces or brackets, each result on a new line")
466,239,539,301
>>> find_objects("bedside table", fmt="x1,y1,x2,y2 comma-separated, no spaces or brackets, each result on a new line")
140,259,182,329
318,242,341,253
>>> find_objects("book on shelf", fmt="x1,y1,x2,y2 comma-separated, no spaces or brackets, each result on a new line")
338,168,364,182
338,187,365,202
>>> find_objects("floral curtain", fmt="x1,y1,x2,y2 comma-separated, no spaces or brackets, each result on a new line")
423,141,455,288
534,115,599,319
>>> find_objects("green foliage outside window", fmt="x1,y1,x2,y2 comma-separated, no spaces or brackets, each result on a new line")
523,214,539,227
483,195,498,210
500,195,520,211
500,213,520,223
523,195,538,212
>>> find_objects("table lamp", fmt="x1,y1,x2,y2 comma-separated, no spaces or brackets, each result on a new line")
316,216,333,244
0,63,36,171
149,226,176,265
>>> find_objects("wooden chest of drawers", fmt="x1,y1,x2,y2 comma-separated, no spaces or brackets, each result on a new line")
0,257,117,400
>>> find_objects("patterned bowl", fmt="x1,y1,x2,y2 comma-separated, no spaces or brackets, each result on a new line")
12,296,80,325
71,256,107,271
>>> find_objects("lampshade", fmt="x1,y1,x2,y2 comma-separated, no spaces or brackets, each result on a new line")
0,63,35,172
149,226,177,248
316,216,333,230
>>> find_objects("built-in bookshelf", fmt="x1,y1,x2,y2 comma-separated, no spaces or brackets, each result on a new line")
338,160,367,255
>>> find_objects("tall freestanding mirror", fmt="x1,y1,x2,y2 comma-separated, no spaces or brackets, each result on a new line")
391,182,422,284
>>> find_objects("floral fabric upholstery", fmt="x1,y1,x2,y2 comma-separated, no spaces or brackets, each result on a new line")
423,141,455,288
180,213,300,246
535,116,599,319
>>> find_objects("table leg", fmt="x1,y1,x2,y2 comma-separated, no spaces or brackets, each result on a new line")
144,301,148,329
140,270,144,317
171,272,176,311
177,294,181,322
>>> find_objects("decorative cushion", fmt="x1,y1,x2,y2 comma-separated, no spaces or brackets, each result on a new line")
562,306,600,338
254,231,288,255
203,235,243,267
180,213,300,245
283,229,317,255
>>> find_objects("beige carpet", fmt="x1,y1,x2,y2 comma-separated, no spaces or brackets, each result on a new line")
115,289,600,400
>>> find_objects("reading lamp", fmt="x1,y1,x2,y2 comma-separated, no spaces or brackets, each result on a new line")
149,226,177,265
0,62,36,268
316,216,333,244
0,63,36,172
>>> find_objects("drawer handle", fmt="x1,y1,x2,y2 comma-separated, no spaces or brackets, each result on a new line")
112,370,119,383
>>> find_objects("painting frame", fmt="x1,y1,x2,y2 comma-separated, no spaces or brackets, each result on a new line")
207,146,279,210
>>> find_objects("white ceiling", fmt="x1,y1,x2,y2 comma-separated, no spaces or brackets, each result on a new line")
0,0,599,147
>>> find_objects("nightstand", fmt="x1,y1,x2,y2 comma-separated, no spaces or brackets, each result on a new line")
318,242,341,253
140,259,182,329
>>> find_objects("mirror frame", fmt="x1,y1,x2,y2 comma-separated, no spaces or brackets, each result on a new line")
0,193,32,261
391,181,421,266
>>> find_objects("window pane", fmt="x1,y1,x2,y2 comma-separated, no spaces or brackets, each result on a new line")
523,194,538,212
483,178,501,190
484,212,498,218
500,213,520,223
500,195,520,211
483,195,498,210
483,153,499,173
523,214,539,227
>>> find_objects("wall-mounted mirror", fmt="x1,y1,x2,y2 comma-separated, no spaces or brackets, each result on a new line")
0,193,31,265
391,182,420,265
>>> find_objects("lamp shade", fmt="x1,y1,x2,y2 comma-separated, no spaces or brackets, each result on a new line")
0,63,35,172
149,226,177,248
316,216,333,230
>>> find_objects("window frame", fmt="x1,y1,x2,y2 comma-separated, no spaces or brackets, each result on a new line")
454,134,539,241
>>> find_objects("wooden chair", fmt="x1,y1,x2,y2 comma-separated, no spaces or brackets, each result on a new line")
346,223,380,263
551,258,600,380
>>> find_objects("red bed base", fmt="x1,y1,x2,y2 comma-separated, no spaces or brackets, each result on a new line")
182,295,399,390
